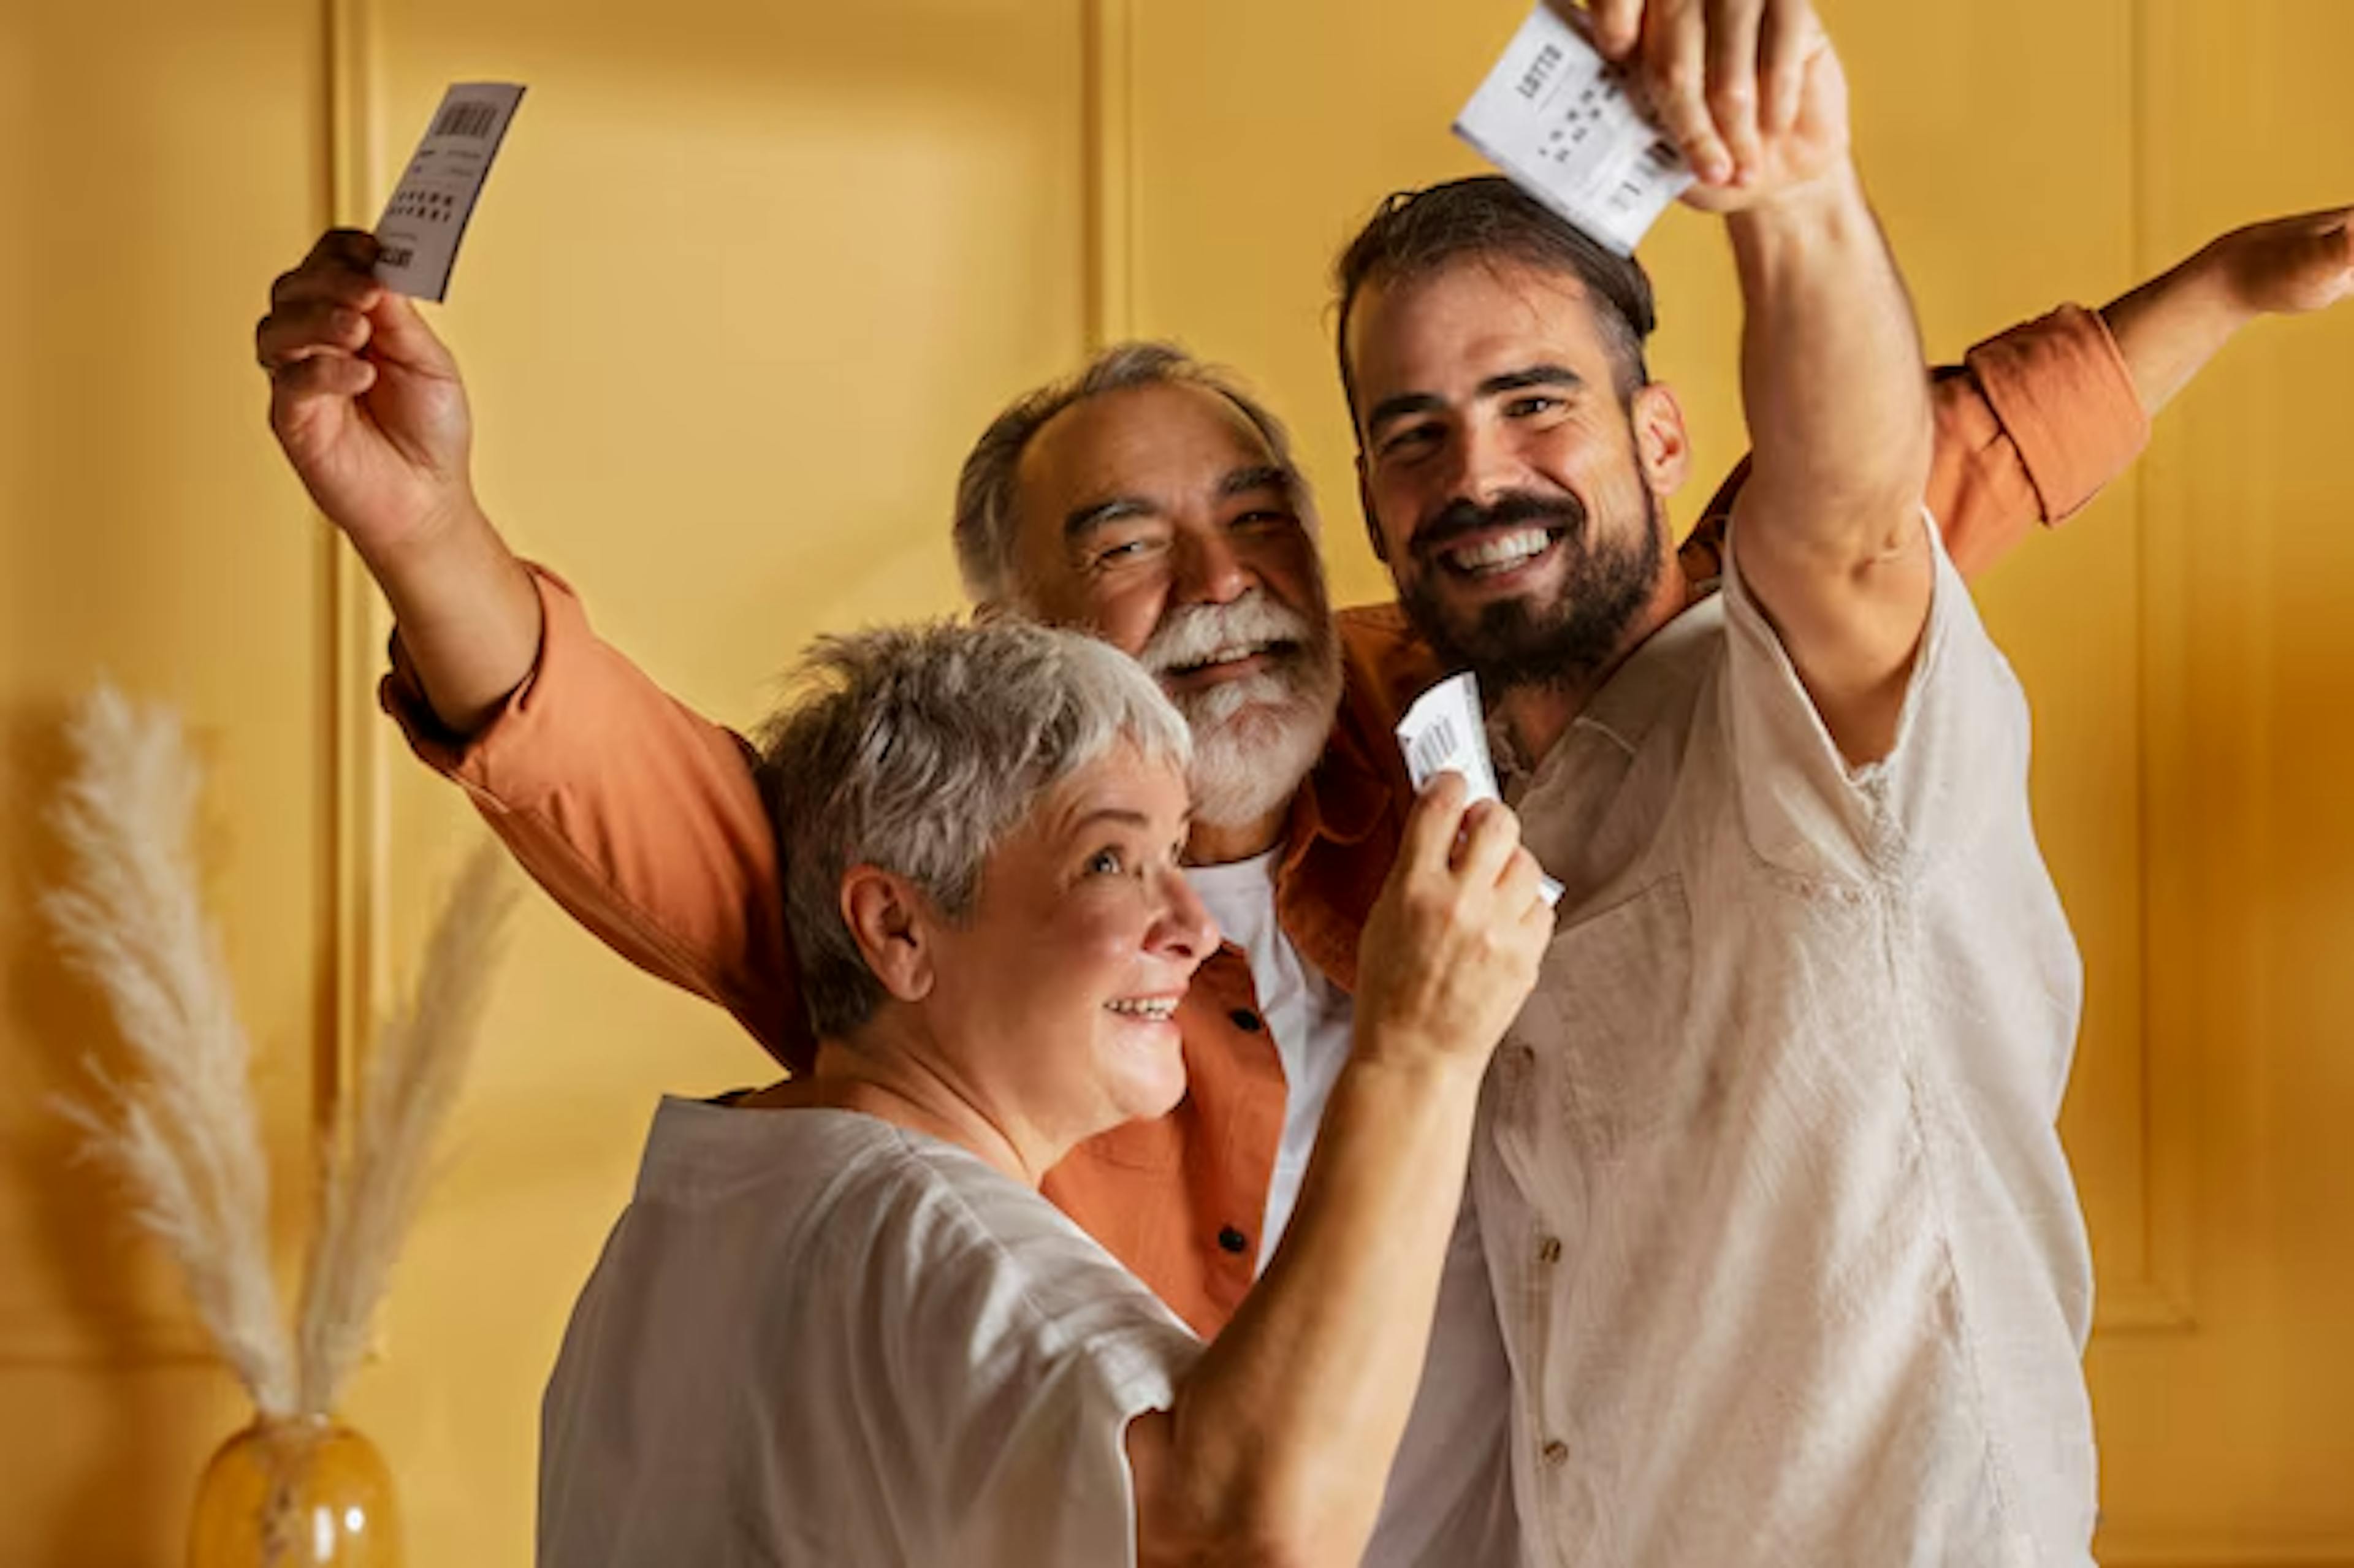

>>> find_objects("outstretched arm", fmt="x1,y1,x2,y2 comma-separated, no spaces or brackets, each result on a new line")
2101,204,2354,413
1684,204,2354,587
259,231,808,1067
257,229,541,733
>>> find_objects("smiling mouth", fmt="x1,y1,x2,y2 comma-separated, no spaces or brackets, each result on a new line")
1435,527,1563,580
1105,997,1180,1022
1162,639,1297,679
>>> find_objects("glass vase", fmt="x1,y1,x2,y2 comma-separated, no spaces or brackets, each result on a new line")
187,1414,401,1567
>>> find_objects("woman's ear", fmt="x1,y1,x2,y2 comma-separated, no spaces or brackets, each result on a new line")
840,867,935,1005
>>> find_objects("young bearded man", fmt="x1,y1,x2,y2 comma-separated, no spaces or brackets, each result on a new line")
1335,3,2349,1562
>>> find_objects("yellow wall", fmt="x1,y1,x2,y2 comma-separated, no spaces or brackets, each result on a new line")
2,0,2348,1562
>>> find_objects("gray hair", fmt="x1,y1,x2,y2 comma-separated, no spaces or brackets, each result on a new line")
755,619,1193,1044
951,341,1311,606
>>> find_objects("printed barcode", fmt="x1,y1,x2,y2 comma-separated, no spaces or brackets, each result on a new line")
1409,715,1463,782
432,101,501,140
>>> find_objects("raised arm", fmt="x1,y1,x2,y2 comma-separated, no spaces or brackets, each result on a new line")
257,230,543,732
1129,778,1548,1567
1628,0,1933,764
257,230,809,1067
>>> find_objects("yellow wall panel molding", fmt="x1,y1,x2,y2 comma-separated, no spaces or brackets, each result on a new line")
324,0,395,1126
1083,0,1137,346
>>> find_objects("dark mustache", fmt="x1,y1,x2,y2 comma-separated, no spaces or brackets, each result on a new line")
1410,491,1586,563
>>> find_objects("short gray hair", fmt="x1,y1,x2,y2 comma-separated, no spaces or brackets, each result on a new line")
755,619,1193,1045
951,341,1311,606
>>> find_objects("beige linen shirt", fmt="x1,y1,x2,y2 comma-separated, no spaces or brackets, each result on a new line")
1485,516,2095,1566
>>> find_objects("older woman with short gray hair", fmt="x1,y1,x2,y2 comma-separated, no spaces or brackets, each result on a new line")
538,618,1548,1568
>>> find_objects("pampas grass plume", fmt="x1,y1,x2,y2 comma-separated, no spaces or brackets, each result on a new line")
44,685,297,1415
297,842,515,1415
45,682,516,1420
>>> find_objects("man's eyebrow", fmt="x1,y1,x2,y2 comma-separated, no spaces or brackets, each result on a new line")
1366,365,1589,438
1217,464,1293,501
1064,496,1159,542
1365,391,1446,436
1478,363,1585,398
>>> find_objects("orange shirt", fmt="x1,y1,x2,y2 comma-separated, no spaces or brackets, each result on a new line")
387,305,2147,1336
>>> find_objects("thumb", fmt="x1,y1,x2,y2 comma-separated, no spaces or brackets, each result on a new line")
362,289,460,379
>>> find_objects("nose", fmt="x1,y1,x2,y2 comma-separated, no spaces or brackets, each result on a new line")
1150,867,1219,969
1434,416,1515,511
1171,524,1251,607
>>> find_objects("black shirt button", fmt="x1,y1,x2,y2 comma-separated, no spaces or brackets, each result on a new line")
1229,1008,1263,1032
1217,1225,1250,1255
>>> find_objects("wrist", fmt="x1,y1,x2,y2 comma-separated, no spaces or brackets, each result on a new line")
1345,1024,1496,1092
1724,158,1867,248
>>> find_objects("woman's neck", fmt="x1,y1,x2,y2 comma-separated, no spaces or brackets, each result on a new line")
741,1030,1051,1187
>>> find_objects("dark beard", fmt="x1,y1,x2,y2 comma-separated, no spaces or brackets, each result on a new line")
1398,487,1665,696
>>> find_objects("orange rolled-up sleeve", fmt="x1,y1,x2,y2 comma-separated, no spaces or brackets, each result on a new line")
381,564,813,1071
1684,303,2152,584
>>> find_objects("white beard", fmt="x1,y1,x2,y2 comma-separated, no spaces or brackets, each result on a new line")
1138,584,1346,832
1178,674,1334,829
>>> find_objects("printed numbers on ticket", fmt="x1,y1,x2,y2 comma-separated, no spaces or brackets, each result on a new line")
374,83,527,303
1453,4,1692,256
1396,672,1565,907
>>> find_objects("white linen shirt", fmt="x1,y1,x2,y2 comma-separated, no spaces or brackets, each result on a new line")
1187,851,1521,1568
1482,516,2097,1567
539,1100,1199,1567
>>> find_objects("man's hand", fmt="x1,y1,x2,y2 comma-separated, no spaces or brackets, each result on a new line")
1354,774,1551,1073
256,229,541,736
2206,206,2354,318
2103,204,2354,415
1569,0,1844,205
256,229,481,559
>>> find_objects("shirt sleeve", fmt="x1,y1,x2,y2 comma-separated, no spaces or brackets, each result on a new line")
1680,304,2150,587
1717,509,2033,887
886,1146,1202,1567
379,563,814,1069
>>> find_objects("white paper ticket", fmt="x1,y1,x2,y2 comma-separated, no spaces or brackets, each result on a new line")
373,83,527,303
1396,672,1565,907
1453,4,1693,256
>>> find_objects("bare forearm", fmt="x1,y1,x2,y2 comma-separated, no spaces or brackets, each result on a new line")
1730,163,1933,553
359,501,544,736
1138,1056,1482,1566
2100,245,2250,417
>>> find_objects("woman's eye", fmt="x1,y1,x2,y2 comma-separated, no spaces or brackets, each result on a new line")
1084,847,1126,876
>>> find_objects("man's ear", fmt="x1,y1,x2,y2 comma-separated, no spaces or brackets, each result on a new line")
1631,381,1693,501
840,866,935,1005
1356,451,1391,565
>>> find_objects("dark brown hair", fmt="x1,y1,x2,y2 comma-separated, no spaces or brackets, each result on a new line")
1333,175,1659,424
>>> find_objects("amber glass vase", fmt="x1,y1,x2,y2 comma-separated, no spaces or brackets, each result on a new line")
186,1415,401,1567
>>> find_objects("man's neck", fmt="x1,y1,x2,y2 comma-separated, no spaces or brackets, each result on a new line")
1497,563,1694,764
1186,805,1289,867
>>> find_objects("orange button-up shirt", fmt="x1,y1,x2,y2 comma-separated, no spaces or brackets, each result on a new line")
388,306,2147,1336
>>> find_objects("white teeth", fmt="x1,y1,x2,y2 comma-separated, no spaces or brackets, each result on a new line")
1444,529,1551,574
1180,642,1267,672
1107,997,1178,1021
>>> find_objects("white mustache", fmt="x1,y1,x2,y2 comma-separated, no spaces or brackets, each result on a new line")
1138,588,1313,676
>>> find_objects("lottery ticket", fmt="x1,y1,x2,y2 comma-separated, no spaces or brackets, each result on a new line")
373,83,527,302
1453,4,1693,256
1396,672,1565,907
